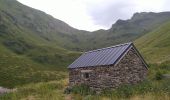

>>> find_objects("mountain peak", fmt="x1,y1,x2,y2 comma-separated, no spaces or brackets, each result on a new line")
131,12,170,21
115,19,127,25
131,12,154,20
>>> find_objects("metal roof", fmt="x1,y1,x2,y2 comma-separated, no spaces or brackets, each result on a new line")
68,42,133,68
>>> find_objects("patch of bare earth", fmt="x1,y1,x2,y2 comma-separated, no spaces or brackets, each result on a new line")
65,95,73,100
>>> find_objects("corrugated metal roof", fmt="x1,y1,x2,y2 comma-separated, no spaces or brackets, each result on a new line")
68,42,132,68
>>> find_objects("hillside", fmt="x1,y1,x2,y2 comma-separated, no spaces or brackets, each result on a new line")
135,21,170,63
0,33,80,88
1,0,170,51
90,12,170,49
0,0,81,88
0,0,91,51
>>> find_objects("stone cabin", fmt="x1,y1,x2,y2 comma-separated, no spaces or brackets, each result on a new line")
68,42,148,90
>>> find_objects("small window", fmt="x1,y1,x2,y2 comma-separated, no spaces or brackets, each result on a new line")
81,70,92,79
84,73,89,78
82,72,90,79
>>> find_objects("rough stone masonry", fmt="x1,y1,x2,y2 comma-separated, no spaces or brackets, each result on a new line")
69,47,148,91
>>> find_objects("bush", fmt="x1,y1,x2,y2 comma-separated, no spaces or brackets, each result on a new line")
155,71,163,80
100,80,153,98
100,85,134,98
115,85,134,98
64,87,72,94
133,80,153,94
70,84,96,96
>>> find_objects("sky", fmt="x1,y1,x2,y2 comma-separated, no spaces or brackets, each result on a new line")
17,0,170,31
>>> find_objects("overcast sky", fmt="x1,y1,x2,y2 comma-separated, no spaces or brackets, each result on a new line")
17,0,170,31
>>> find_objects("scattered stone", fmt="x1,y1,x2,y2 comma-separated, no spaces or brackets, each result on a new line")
163,74,170,79
0,87,16,95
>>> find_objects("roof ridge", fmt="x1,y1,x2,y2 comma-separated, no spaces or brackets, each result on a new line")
85,42,133,54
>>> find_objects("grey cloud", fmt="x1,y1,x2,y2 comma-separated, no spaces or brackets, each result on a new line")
86,0,170,28
86,1,135,28
163,0,170,11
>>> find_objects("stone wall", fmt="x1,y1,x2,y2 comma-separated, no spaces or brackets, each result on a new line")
69,47,148,90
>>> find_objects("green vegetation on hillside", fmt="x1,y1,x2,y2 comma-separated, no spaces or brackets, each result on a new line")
0,21,80,87
1,0,170,51
135,21,170,63
0,77,170,100
0,0,82,88
0,41,80,88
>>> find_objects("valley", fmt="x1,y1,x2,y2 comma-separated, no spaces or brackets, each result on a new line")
0,0,170,99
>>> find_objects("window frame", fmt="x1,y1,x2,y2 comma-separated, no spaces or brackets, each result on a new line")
81,70,92,79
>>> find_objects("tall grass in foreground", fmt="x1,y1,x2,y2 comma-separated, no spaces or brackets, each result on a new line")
0,79,170,100
70,63,170,100
0,63,170,100
70,79,170,100
0,79,68,100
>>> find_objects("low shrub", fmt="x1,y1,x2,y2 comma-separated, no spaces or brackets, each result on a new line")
70,84,96,96
118,84,135,97
155,71,163,80
100,80,153,98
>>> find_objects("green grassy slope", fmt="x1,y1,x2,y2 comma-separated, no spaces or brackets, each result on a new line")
1,76,170,100
135,21,170,63
0,17,80,87
0,38,80,88
0,0,91,51
0,32,80,88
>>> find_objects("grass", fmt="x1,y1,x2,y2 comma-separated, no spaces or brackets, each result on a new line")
68,84,96,96
135,21,170,63
0,79,68,100
0,17,81,88
1,61,169,100
0,47,78,88
0,0,81,88
64,61,170,100
0,36,80,88
1,76,170,100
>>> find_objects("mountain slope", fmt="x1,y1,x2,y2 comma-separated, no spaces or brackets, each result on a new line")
0,0,91,50
0,28,80,87
0,0,81,88
90,12,170,49
1,0,170,51
135,21,170,63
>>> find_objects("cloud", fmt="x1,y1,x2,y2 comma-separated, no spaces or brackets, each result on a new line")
162,0,170,11
84,0,170,28
17,0,104,31
85,0,135,28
